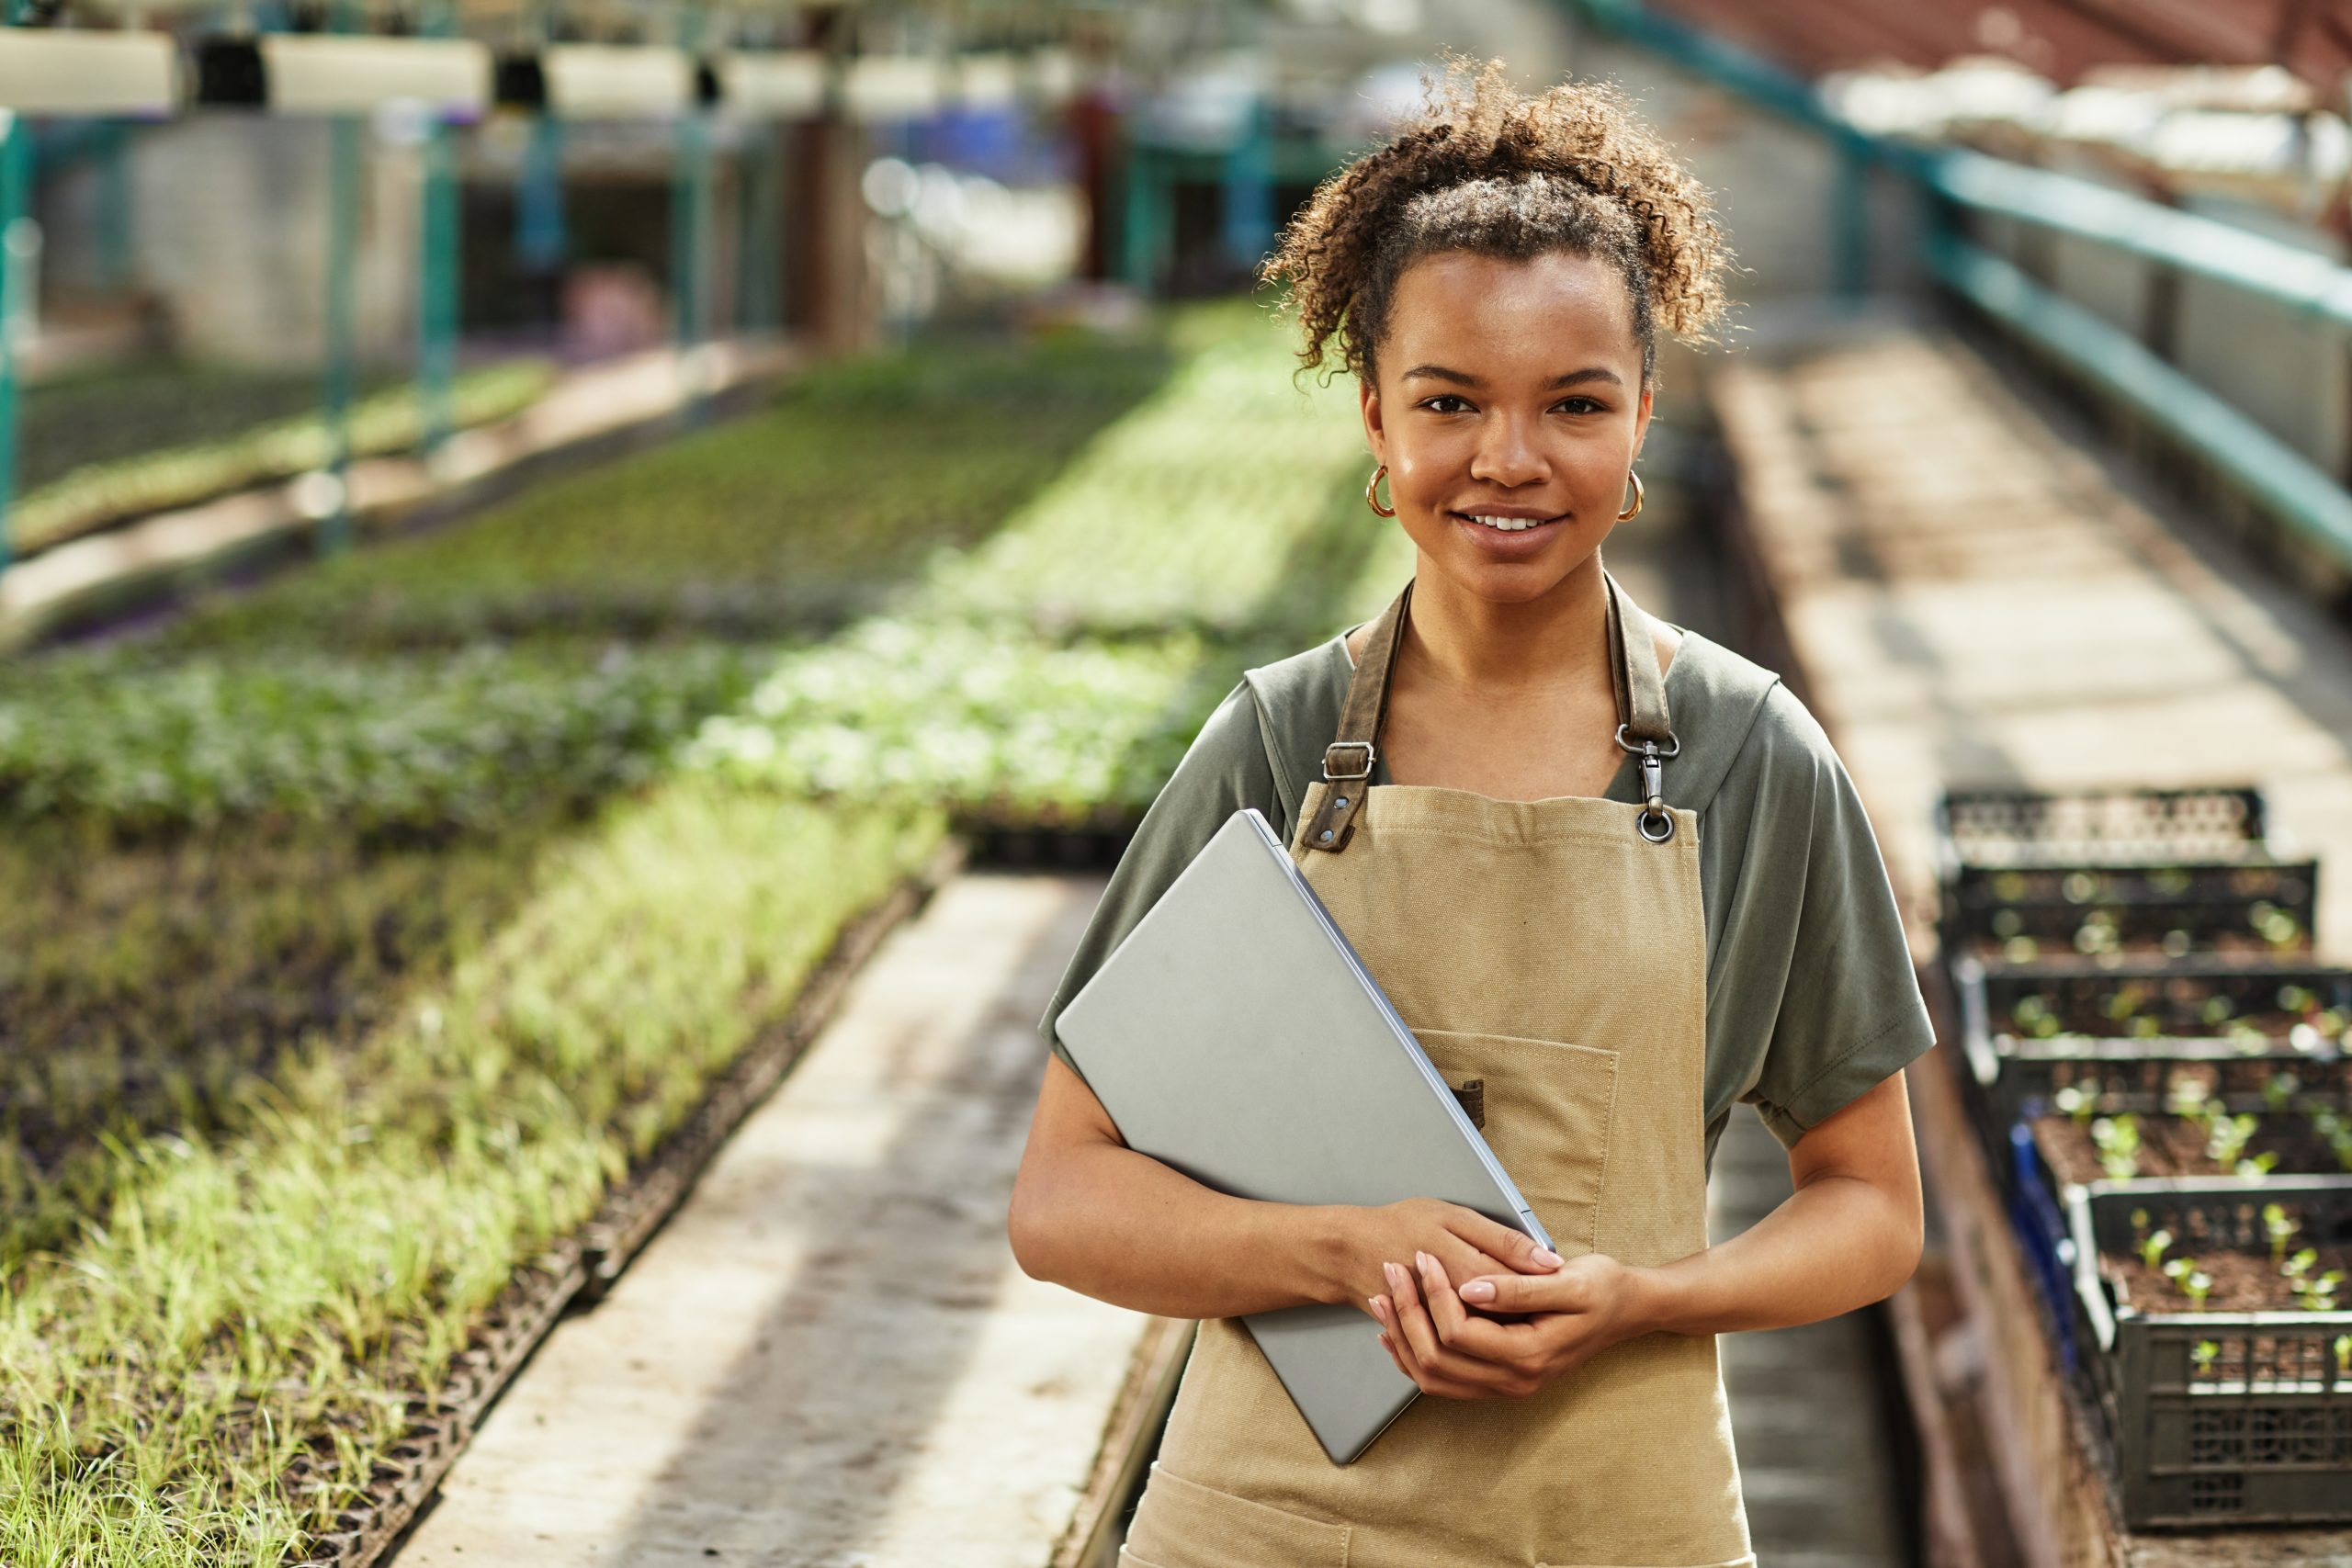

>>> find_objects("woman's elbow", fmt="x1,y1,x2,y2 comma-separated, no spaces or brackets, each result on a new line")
1005,1163,1070,1285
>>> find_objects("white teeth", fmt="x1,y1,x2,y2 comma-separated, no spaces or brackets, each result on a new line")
1465,513,1549,532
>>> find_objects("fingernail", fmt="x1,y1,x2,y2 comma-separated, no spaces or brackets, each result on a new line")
1532,1247,1563,1267
1415,1251,1431,1273
1371,1295,1388,1320
1384,1261,1401,1285
1460,1279,1496,1302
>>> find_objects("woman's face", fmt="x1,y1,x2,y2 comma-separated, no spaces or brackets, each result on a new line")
1360,248,1653,605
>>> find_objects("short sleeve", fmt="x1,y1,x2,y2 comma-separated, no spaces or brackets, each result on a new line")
1037,680,1279,1089
1737,686,1937,1149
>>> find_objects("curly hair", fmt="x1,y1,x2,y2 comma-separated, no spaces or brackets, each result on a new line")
1261,53,1735,391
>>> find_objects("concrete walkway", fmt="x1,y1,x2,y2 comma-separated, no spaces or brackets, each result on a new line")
394,872,1154,1568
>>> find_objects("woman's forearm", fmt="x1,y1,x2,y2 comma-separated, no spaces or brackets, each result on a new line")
1009,1139,1354,1319
1631,1172,1921,1336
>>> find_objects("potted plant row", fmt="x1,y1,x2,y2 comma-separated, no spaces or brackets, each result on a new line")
1932,784,2352,1528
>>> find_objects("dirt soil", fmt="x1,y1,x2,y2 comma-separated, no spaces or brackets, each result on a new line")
2103,1239,2351,1314
2032,1112,2342,1186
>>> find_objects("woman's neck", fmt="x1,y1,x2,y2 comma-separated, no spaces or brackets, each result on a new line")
1396,555,1612,700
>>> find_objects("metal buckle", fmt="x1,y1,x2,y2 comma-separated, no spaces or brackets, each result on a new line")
1322,740,1376,782
1612,722,1681,758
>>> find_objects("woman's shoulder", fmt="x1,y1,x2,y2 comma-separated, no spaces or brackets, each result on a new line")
1238,629,1356,805
1675,633,1860,816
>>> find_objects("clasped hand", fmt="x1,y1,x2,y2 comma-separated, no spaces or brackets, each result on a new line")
1353,1199,1651,1401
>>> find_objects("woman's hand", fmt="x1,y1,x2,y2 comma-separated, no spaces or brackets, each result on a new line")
1367,1248,1653,1400
1337,1198,1564,1324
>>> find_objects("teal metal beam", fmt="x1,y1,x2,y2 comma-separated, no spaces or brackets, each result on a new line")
96,119,131,293
1930,233,2352,579
1832,139,1869,299
419,0,461,459
1568,0,1871,153
321,0,363,555
1567,0,2352,329
1220,94,1273,280
0,0,30,582
1919,146,2352,330
670,6,711,420
738,122,784,333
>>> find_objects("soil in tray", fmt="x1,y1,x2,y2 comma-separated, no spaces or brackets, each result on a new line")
1992,985,2345,1043
2032,1112,2345,1186
2103,1239,2352,1315
1963,932,2303,965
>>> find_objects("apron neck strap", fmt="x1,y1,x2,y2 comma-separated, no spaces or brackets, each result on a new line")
1605,569,1675,750
1303,567,1678,854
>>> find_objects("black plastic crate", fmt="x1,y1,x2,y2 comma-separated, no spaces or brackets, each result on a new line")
2064,1175,2352,1528
1937,784,2269,864
1932,785,2315,965
1952,955,2352,1178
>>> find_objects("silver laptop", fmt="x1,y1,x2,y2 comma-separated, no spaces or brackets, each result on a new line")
1053,807,1554,1464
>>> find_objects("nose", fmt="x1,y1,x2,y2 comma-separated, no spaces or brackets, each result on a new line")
1467,410,1549,488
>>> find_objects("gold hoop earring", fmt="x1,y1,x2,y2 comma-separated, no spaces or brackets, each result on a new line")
1616,469,1645,522
1364,462,1396,518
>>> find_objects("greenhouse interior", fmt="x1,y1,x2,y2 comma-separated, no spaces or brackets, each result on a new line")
5,0,2352,1564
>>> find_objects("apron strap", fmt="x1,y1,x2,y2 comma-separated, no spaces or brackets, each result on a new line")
1606,570,1682,842
1300,579,1411,852
1303,568,1679,854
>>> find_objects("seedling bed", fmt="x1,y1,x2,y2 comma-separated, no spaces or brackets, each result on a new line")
1939,859,2316,965
2032,1110,2351,1188
1951,955,2352,1187
1932,784,2313,965
288,845,958,1567
2064,1176,2352,1528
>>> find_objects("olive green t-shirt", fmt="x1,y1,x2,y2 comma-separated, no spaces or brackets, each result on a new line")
1036,618,1937,1180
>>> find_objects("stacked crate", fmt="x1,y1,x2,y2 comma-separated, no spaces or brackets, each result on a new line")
1933,785,2352,1528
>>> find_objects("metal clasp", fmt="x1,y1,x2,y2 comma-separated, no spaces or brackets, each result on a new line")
1322,740,1376,782
1615,723,1679,843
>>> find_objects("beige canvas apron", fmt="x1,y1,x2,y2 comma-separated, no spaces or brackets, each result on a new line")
1120,570,1752,1568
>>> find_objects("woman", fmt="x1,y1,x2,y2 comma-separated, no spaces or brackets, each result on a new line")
1008,56,1930,1568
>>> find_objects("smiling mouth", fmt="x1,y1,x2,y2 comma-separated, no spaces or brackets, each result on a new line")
1451,511,1564,534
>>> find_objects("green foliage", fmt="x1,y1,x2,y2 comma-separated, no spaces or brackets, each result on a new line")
14,360,555,559
0,642,759,836
0,299,1419,1562
687,617,1213,818
0,784,943,1562
169,333,1170,650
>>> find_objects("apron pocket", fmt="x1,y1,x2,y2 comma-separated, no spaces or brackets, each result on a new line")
1121,1461,1351,1568
1411,1028,1616,1259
